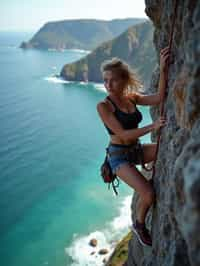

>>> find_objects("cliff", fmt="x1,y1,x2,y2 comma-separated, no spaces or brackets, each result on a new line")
60,21,156,87
20,18,145,50
125,0,200,265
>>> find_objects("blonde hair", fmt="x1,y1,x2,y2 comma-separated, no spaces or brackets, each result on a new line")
100,57,143,95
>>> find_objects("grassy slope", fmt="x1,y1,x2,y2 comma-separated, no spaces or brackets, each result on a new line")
106,231,132,266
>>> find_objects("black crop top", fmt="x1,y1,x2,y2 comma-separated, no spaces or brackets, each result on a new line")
104,96,143,135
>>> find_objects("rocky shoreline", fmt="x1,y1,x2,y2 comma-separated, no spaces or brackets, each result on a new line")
87,232,132,266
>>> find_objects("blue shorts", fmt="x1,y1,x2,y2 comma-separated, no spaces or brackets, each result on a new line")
107,141,143,175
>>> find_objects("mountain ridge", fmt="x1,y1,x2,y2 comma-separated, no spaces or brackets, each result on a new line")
60,21,156,88
20,18,146,50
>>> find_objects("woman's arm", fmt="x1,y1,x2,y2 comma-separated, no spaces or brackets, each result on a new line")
96,102,165,143
129,46,170,106
130,92,162,106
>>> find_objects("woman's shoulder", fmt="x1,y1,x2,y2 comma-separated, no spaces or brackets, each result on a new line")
96,97,107,106
127,92,139,104
96,97,115,113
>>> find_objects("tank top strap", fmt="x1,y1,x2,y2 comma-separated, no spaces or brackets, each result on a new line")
106,96,118,110
129,98,137,106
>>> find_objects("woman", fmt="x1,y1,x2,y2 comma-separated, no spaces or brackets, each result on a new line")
96,47,169,246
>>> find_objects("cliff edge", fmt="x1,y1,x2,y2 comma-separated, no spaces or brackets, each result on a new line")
125,1,200,265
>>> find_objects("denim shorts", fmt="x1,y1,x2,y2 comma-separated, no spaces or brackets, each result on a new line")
107,141,143,175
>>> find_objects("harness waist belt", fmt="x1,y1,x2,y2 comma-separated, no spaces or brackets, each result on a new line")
107,142,141,157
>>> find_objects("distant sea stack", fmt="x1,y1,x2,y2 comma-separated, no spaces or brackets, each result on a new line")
19,18,146,50
60,21,156,87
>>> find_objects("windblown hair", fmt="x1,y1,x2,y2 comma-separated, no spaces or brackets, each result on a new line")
100,57,143,95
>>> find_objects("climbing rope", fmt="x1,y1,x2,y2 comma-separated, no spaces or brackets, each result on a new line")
142,0,179,180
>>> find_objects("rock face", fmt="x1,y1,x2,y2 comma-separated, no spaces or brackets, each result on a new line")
89,238,98,247
126,1,200,266
99,248,109,255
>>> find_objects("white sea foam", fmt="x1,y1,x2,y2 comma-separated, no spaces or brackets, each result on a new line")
44,76,104,88
65,195,133,266
92,83,107,93
0,45,17,49
69,48,91,54
79,81,89,85
111,195,133,232
48,48,57,52
44,76,71,84
47,48,90,54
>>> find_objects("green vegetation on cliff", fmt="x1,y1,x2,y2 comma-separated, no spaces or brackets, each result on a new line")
20,18,145,50
106,231,132,266
60,21,156,87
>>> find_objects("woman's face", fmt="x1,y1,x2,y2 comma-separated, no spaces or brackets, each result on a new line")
103,70,126,95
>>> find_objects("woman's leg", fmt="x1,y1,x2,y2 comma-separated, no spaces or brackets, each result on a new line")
135,143,157,222
116,163,155,223
142,143,157,164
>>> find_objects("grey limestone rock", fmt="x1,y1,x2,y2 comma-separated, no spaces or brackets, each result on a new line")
126,1,200,265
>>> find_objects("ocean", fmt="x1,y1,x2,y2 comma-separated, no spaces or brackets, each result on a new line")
0,32,152,266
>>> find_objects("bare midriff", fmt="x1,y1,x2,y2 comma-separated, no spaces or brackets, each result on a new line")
110,134,138,145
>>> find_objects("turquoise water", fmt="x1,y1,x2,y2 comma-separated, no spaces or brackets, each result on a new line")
0,32,152,266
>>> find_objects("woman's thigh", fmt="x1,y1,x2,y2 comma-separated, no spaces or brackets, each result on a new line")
142,143,157,164
116,163,153,198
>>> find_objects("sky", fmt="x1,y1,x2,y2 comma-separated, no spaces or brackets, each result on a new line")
0,0,148,31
